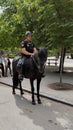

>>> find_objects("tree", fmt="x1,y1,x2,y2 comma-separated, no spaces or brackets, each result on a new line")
52,0,73,85
0,0,73,62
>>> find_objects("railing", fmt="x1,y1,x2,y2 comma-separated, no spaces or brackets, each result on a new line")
47,57,58,66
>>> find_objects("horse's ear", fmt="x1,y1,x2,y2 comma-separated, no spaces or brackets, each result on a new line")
44,48,48,57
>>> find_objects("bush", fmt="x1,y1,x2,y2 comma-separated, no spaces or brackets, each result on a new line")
9,53,17,58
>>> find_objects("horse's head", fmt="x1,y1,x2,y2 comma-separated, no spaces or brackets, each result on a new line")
33,48,47,74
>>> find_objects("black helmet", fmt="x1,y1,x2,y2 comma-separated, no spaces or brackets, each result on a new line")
25,31,31,36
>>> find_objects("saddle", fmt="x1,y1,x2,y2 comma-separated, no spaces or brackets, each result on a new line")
14,55,21,62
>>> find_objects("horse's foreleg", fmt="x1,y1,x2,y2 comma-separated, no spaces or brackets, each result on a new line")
37,77,42,104
12,86,16,94
19,80,24,95
30,79,36,105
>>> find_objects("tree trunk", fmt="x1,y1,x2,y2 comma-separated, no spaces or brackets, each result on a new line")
59,47,66,72
59,47,66,86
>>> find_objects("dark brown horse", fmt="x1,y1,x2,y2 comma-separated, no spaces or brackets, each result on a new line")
12,48,47,105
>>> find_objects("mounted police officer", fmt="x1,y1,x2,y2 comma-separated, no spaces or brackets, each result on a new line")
17,31,37,80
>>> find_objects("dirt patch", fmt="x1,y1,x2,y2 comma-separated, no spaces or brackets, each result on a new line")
48,82,73,90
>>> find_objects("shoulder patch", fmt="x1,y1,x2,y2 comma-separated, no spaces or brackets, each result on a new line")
21,41,24,47
21,43,24,47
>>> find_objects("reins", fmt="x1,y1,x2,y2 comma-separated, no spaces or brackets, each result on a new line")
31,53,40,70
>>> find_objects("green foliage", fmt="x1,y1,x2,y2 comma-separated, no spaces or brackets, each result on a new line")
0,0,73,51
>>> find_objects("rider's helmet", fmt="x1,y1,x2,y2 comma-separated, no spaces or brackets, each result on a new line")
25,31,32,36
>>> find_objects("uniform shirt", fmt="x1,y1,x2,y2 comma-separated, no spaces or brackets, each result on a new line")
21,40,35,57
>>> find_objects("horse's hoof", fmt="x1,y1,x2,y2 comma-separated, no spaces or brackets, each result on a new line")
38,100,42,104
12,91,16,95
21,92,24,95
32,101,36,105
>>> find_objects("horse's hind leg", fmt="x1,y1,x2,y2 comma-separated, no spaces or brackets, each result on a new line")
37,78,42,104
12,77,16,94
12,75,18,94
30,79,36,105
19,80,24,95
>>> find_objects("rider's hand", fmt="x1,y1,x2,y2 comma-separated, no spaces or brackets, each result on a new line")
31,53,34,57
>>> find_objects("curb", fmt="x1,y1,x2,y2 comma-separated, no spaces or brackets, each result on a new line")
0,81,73,107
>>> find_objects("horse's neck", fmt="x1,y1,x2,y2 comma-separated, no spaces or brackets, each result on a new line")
33,52,39,62
34,52,38,58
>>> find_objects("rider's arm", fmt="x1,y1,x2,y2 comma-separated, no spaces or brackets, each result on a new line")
21,48,32,56
33,47,37,53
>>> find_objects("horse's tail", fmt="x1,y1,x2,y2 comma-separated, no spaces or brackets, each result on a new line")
12,57,19,87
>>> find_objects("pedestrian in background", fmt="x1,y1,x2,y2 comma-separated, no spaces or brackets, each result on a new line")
4,54,11,76
0,52,4,77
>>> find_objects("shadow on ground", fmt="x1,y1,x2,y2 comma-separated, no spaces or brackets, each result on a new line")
14,93,67,130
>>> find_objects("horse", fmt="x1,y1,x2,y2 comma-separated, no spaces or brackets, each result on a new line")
12,48,47,105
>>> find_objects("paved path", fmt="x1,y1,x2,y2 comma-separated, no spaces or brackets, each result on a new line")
0,66,73,106
0,84,73,130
